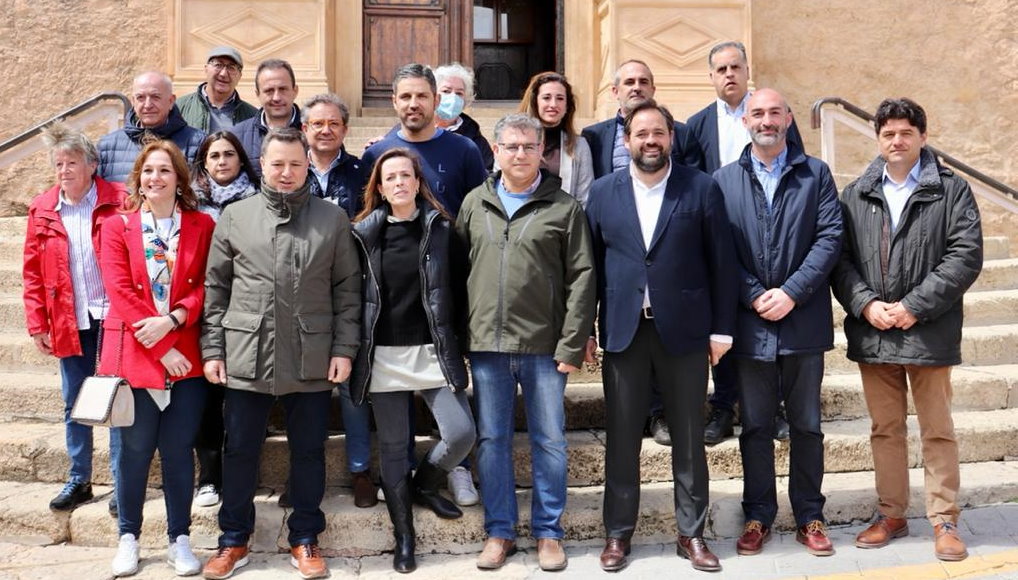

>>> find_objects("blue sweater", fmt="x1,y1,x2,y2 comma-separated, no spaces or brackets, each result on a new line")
361,130,488,216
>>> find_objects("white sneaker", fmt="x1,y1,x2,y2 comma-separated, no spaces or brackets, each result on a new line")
194,484,221,508
167,534,201,576
447,466,480,506
112,533,139,577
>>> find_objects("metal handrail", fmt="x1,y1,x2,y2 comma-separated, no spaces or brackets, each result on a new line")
0,92,130,153
811,97,1018,201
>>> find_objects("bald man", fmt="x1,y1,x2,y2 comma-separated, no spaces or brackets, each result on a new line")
98,71,206,182
712,88,842,557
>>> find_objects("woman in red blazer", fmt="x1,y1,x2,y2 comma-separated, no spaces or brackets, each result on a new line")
98,140,215,577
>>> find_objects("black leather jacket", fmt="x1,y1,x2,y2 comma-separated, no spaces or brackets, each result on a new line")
349,202,468,404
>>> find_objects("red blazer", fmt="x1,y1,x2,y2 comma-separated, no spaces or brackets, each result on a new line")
23,178,126,358
98,208,215,389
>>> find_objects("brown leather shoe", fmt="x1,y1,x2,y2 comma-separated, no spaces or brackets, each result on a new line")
796,520,835,556
855,516,908,548
352,470,379,508
677,536,721,572
203,545,250,579
290,543,329,579
537,538,568,571
934,522,968,561
476,537,517,570
736,520,771,555
599,537,631,572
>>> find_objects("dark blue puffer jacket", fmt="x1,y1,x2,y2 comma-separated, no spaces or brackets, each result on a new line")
308,148,367,219
229,106,302,179
97,105,206,183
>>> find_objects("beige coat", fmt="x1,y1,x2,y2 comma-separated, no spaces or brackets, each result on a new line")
201,183,361,395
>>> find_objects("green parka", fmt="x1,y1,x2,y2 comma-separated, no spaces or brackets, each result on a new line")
201,182,361,394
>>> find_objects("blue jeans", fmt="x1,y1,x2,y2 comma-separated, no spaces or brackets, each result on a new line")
117,378,207,539
470,352,567,540
219,389,330,548
60,321,121,485
337,382,372,473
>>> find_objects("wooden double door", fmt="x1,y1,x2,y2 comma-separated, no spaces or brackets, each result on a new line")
362,0,557,104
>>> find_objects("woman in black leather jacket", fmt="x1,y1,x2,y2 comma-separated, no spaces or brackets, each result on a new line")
350,147,475,573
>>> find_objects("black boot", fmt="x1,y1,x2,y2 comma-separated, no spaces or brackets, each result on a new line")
412,460,462,519
382,475,417,573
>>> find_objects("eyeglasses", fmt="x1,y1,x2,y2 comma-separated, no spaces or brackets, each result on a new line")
498,142,541,154
308,120,344,132
208,60,241,74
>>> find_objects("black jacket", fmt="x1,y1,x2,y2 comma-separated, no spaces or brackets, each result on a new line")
832,149,983,366
308,147,368,219
349,202,468,404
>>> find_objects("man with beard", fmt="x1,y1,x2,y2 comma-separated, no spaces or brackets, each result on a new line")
362,63,487,216
586,101,737,573
713,89,842,557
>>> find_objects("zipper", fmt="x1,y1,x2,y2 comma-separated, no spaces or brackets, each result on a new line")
352,232,381,406
418,212,454,389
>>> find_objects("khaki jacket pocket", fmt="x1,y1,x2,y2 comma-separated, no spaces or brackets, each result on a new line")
222,311,263,380
297,313,333,380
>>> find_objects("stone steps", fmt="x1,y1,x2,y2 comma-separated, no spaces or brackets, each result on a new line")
1,460,1015,555
4,407,1018,489
3,361,1016,429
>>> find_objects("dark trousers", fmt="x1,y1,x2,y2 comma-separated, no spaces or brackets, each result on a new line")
707,354,740,411
602,319,710,538
194,380,224,487
218,388,331,548
117,378,206,539
737,354,826,527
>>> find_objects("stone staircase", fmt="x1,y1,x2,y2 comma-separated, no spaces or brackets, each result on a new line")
2,151,1018,558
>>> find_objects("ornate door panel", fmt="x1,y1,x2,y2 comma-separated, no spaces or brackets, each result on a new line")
362,0,471,102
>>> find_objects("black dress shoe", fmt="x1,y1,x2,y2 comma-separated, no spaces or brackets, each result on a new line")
108,493,118,517
50,482,93,511
704,407,735,445
773,404,790,441
648,413,672,446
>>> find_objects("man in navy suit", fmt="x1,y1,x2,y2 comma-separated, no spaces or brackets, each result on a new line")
586,101,738,573
581,60,704,446
686,41,802,444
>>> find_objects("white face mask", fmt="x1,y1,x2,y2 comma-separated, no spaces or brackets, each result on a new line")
436,92,465,121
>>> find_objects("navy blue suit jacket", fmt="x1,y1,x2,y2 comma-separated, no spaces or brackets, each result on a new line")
586,164,739,355
686,102,804,174
581,117,706,179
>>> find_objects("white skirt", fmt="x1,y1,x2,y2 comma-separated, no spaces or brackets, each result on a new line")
369,344,448,393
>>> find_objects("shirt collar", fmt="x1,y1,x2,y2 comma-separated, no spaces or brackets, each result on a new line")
308,150,343,176
716,92,750,118
200,83,238,108
260,106,297,129
629,159,672,191
750,147,789,174
55,180,97,211
882,159,922,187
497,171,542,196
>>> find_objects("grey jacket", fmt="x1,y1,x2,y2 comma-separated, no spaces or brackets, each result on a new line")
832,149,983,366
201,181,361,394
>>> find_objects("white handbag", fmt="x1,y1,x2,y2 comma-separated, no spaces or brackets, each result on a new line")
70,325,135,427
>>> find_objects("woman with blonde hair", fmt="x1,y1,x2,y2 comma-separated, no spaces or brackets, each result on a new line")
99,140,215,576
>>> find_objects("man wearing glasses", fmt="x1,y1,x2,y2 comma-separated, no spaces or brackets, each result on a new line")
178,46,258,133
300,94,367,220
457,113,595,572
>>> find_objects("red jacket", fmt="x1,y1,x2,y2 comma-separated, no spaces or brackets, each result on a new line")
23,178,126,358
98,209,215,389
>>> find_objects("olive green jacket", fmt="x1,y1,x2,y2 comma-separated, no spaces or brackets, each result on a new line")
201,182,361,395
455,171,596,368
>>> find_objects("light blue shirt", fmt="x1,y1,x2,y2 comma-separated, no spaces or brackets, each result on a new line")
496,173,542,218
882,159,922,231
751,147,788,209
309,153,342,192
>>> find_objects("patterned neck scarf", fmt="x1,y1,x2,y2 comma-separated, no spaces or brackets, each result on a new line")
140,204,180,315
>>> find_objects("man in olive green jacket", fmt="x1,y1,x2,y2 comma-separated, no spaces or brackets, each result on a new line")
457,113,595,572
200,128,360,580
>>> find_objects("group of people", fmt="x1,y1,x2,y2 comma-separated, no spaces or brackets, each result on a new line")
21,39,983,579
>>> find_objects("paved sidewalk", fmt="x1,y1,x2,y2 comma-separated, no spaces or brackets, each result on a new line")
1,504,1017,579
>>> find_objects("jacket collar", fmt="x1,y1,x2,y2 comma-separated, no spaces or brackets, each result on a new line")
257,105,302,134
261,179,311,219
478,169,563,215
354,199,440,251
736,140,808,173
858,148,943,198
123,105,190,142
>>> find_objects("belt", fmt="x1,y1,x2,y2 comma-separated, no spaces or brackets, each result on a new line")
641,306,654,319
